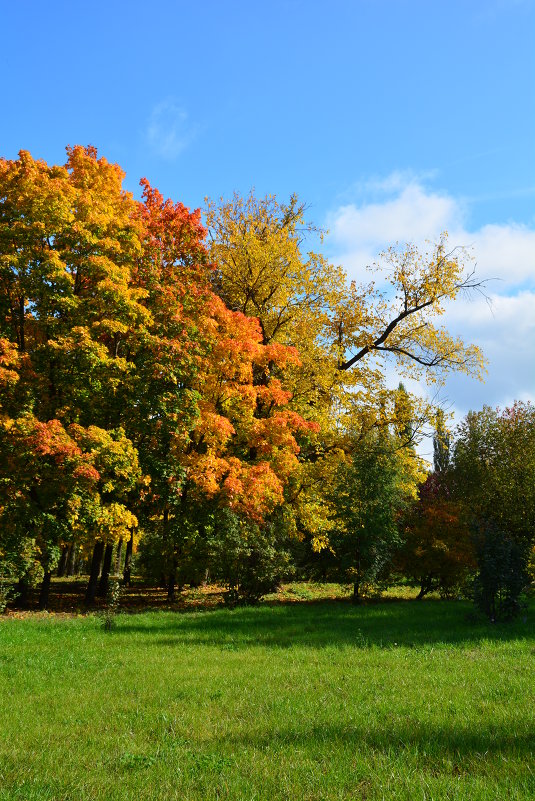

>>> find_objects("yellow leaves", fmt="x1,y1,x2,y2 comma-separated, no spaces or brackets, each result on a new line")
93,502,138,544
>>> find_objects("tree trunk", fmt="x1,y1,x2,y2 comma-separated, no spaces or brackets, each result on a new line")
352,554,362,603
167,571,176,601
115,537,123,573
85,541,105,605
65,544,76,576
56,547,69,577
74,549,83,576
14,575,30,608
98,543,114,597
417,575,433,600
38,570,52,610
123,530,133,586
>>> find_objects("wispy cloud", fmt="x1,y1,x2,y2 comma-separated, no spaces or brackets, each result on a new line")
146,99,197,159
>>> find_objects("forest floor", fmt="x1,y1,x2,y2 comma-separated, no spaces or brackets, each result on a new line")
2,578,435,617
0,591,534,800
2,578,359,616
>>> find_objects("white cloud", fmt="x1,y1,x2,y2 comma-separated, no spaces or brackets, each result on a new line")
326,184,463,282
326,178,535,289
442,290,535,410
325,173,535,429
146,100,196,159
466,224,535,287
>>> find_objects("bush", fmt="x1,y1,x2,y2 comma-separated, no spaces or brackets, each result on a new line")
208,509,293,605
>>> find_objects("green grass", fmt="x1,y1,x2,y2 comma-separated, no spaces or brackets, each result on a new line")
1,599,534,800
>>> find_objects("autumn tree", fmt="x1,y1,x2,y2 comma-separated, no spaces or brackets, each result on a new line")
396,474,475,599
132,182,316,599
0,151,489,607
1,151,319,606
206,193,485,423
205,192,486,552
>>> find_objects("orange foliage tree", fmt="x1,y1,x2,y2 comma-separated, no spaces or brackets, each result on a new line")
0,148,313,605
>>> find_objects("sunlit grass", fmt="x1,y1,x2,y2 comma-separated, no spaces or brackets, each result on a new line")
1,599,534,800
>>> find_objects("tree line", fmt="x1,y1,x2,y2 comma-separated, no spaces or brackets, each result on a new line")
0,146,532,618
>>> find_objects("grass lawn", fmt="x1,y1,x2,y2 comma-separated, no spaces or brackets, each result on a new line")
0,597,534,800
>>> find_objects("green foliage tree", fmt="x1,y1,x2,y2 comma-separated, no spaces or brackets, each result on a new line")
206,507,293,605
326,435,413,600
452,402,535,619
472,520,529,621
433,409,451,474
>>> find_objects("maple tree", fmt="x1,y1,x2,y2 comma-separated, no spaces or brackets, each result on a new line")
0,149,314,604
130,179,317,597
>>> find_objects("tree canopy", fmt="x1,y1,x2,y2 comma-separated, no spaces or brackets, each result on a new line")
0,147,489,607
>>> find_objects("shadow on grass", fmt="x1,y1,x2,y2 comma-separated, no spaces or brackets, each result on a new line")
213,719,535,762
114,599,535,650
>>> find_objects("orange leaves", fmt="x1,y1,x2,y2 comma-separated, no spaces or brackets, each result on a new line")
175,299,313,522
186,453,285,522
255,379,293,409
4,416,101,488
194,402,236,449
27,419,85,463
250,413,316,459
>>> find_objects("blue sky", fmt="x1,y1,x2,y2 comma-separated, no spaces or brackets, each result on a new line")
2,0,534,449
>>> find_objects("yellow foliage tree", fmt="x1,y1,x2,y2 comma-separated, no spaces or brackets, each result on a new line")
206,192,486,548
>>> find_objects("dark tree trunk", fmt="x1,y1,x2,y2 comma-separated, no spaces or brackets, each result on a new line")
167,571,176,601
123,530,133,586
98,543,114,597
56,547,69,577
74,549,83,576
115,537,123,573
417,575,433,600
38,570,52,610
352,557,362,603
66,544,76,576
14,576,30,608
85,541,105,605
